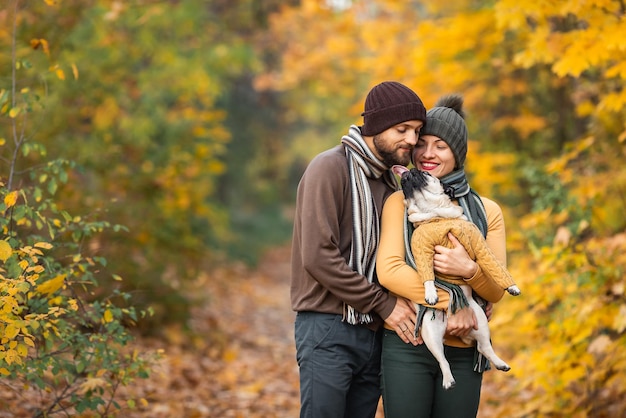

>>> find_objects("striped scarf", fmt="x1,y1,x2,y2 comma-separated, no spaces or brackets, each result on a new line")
341,125,398,324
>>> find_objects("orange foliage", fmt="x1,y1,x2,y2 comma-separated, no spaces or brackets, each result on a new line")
259,1,626,416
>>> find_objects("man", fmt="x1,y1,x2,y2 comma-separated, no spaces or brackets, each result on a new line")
291,81,426,418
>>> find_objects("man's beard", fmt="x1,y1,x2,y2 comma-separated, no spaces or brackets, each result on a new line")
373,134,411,167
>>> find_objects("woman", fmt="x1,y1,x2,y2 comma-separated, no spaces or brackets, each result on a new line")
376,94,508,417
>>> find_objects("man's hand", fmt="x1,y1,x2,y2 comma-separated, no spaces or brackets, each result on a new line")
384,297,420,346
433,233,478,278
446,306,478,338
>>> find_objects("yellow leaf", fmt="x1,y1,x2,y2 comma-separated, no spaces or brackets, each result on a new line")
4,191,18,208
56,68,65,80
0,368,9,376
222,347,238,362
8,108,20,118
79,377,108,394
4,349,20,366
0,241,12,262
17,343,28,357
4,324,19,339
36,274,66,295
26,265,44,274
34,242,53,249
103,309,113,323
614,304,626,333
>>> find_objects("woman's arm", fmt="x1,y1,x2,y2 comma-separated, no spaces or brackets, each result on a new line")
462,197,507,302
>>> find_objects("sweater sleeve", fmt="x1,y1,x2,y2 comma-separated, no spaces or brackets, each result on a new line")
295,150,396,320
462,197,506,302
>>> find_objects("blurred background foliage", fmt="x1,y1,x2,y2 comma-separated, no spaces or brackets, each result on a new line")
2,1,626,415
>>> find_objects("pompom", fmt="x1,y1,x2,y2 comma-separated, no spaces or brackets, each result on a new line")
433,94,465,119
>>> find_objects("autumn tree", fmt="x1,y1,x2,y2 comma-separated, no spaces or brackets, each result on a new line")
257,0,626,415
1,0,293,327
1,1,155,415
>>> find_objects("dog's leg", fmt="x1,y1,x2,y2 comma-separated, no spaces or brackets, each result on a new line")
459,287,511,372
424,280,438,305
419,306,456,389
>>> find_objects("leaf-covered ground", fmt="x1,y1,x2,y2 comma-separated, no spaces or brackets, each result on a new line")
121,246,305,417
0,245,507,417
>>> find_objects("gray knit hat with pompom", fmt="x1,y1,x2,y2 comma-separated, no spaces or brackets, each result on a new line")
420,94,468,168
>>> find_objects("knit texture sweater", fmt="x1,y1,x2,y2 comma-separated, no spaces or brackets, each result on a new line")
410,217,516,290
290,145,397,330
376,190,507,347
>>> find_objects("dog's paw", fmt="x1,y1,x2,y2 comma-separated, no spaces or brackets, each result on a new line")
425,294,439,305
495,363,511,372
424,281,438,305
442,378,456,390
507,285,521,296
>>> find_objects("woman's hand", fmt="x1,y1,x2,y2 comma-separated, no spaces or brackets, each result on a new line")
433,233,478,278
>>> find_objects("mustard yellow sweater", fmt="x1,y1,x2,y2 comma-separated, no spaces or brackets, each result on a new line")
376,190,507,347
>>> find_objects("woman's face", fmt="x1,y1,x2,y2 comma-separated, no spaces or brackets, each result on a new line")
412,134,456,179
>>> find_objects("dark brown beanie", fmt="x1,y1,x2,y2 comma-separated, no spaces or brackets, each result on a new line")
420,94,468,168
360,81,426,136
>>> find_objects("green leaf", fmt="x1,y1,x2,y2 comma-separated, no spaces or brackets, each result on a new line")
47,178,57,195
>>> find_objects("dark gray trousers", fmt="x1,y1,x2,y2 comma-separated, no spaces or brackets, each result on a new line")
295,312,382,418
381,329,483,418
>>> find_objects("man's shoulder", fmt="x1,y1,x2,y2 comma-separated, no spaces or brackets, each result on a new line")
307,145,347,172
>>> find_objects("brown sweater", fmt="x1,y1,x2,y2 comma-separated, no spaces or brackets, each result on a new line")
290,145,397,330
376,191,507,347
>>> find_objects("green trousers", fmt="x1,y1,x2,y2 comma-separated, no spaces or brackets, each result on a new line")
381,329,483,418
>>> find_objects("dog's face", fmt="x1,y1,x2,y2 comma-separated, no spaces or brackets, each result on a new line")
400,168,447,205
398,167,466,220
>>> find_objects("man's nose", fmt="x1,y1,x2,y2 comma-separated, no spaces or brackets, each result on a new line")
406,131,418,145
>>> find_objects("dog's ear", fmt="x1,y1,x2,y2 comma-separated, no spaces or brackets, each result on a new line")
392,165,409,177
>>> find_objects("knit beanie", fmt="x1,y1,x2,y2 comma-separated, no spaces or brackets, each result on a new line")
360,81,426,136
420,94,468,168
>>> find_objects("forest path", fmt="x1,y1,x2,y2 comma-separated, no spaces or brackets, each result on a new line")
126,246,302,417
